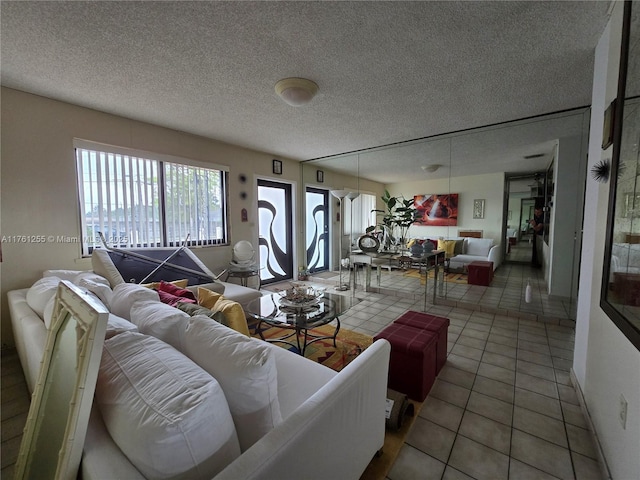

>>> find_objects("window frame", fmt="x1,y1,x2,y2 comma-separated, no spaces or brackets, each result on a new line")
74,140,230,256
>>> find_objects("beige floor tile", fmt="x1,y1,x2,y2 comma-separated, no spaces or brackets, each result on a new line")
513,406,568,447
484,341,517,359
516,371,559,399
456,335,487,350
561,401,588,429
388,444,446,480
508,458,561,479
511,429,574,480
558,384,580,405
419,396,465,432
477,362,516,385
438,365,476,390
514,387,563,420
571,451,605,480
448,435,509,480
471,375,515,404
442,466,476,480
406,417,457,462
445,353,480,374
481,351,516,371
566,424,598,459
429,379,471,409
516,358,557,382
451,343,484,362
466,391,513,426
458,411,511,454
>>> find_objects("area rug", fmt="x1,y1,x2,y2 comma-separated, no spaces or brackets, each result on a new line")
248,320,373,372
403,268,468,284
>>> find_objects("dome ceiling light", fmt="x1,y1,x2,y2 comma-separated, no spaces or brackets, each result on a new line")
421,164,442,173
275,77,319,106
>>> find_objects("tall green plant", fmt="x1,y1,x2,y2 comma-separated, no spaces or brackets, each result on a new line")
366,190,417,250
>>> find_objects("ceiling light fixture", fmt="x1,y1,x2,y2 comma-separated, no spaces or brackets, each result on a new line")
421,164,442,173
275,77,319,106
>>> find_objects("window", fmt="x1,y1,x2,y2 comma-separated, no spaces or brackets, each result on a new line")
75,141,228,256
344,193,377,235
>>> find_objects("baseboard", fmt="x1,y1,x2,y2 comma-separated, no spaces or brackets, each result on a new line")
570,368,612,480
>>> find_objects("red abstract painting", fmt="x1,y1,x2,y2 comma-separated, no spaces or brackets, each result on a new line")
414,194,459,226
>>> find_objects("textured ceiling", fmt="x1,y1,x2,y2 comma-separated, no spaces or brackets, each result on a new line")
1,1,612,183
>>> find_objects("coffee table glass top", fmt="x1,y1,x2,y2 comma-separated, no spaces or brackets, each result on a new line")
246,291,358,330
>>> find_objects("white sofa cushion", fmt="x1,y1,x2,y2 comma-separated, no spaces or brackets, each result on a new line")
75,276,113,309
43,269,84,282
465,238,494,257
184,315,283,452
91,249,125,287
130,300,189,350
96,332,241,480
105,313,138,339
110,283,159,321
26,276,61,318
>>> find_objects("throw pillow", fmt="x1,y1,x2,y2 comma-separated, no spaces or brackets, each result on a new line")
90,249,125,287
184,316,283,452
96,332,241,479
210,297,250,336
105,313,138,339
197,286,223,309
454,239,465,255
26,276,62,319
130,300,190,350
176,302,229,327
141,278,189,290
157,289,197,307
110,283,159,321
157,280,196,301
74,277,113,309
437,239,456,258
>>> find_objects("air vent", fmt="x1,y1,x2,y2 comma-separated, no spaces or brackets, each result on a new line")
524,154,545,159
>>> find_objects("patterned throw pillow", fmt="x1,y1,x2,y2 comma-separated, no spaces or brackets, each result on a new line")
176,302,229,327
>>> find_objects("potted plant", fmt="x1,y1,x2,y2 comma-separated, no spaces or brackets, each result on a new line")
366,190,417,252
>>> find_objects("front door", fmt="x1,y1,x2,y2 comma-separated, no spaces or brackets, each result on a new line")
305,187,329,273
257,179,293,285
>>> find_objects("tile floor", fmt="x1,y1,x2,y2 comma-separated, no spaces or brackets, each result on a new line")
301,268,605,480
2,261,603,480
1,349,30,478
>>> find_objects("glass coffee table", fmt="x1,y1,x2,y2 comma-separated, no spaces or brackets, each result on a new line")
246,292,358,356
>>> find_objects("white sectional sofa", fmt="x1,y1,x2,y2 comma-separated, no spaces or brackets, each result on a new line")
8,266,390,479
448,237,501,271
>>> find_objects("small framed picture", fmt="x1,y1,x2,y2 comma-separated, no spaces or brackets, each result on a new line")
316,170,324,183
473,199,485,219
602,100,615,150
272,159,282,175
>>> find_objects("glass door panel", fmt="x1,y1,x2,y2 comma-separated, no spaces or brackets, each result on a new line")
258,180,293,284
306,187,329,273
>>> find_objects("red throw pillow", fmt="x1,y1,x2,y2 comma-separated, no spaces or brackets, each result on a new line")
157,280,196,302
157,289,197,307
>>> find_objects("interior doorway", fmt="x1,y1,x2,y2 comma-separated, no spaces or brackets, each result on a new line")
504,173,545,265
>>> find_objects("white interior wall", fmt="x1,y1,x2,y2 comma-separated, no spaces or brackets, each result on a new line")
388,172,505,247
574,3,640,478
0,87,300,346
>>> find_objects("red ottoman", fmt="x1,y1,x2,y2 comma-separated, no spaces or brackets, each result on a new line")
374,323,437,401
468,261,494,286
393,311,449,373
